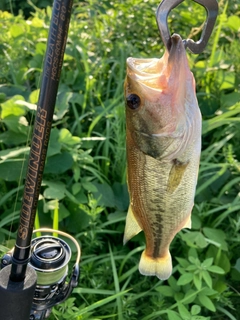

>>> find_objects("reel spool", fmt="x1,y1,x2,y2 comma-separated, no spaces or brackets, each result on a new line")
1,229,81,320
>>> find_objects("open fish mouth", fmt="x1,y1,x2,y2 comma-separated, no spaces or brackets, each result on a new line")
126,57,164,90
126,58,162,76
126,34,189,91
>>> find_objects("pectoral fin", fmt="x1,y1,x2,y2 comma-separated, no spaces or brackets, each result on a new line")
123,205,142,244
167,159,189,194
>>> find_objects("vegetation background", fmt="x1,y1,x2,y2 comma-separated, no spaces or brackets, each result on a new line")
0,0,239,319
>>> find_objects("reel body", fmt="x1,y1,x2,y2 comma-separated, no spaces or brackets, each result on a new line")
1,231,80,320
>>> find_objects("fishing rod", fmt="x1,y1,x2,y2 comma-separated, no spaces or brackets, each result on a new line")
0,0,80,319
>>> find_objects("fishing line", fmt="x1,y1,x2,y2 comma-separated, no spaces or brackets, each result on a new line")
5,0,19,243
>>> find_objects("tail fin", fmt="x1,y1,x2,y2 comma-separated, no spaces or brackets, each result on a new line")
139,250,172,280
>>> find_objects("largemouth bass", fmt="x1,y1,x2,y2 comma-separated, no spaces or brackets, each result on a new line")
124,34,201,280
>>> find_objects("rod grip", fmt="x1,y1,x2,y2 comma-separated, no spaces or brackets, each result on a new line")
0,265,37,320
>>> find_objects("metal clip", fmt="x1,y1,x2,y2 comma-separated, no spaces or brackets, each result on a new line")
156,0,219,54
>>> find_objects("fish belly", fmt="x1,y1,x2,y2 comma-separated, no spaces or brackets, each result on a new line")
125,141,198,280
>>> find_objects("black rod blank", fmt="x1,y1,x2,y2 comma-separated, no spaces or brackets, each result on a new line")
10,0,73,282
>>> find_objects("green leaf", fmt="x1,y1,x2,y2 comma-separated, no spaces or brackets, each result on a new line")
201,258,213,269
66,207,90,232
0,159,27,181
177,273,193,286
75,189,88,204
213,280,227,294
191,305,201,315
155,286,174,297
0,244,10,253
43,181,66,200
10,24,25,37
203,228,228,250
183,289,198,304
193,274,202,290
189,256,198,264
221,92,240,108
188,247,198,259
0,92,6,102
178,303,191,319
92,182,115,208
54,92,73,120
174,292,184,302
167,310,182,320
231,268,240,281
1,95,26,118
47,128,61,157
58,128,81,145
2,115,29,134
176,257,189,268
198,293,216,312
207,265,225,274
202,271,212,288
72,182,81,195
44,199,58,212
201,287,218,296
112,182,129,211
44,152,73,174
168,276,180,292
234,258,240,272
29,89,40,104
0,128,28,146
186,265,198,271
206,247,230,273
227,15,240,31
181,231,208,248
58,203,70,221
191,213,202,230
219,71,235,91
81,179,98,192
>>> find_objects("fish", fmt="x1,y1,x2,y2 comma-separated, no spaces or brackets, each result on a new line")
123,34,202,280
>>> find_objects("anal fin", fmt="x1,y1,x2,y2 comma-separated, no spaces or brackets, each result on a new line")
123,205,142,244
182,214,192,229
181,209,193,230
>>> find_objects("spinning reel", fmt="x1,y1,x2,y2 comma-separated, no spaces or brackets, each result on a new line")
1,229,81,320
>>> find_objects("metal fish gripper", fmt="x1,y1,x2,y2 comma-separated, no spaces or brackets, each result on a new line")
156,0,219,54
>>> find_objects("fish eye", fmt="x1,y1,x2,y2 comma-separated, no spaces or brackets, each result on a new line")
126,94,141,110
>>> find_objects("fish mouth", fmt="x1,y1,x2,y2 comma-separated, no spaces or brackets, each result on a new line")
126,34,188,92
126,58,162,77
126,58,163,90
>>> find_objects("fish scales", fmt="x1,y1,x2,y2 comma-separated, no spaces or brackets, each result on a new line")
124,34,201,280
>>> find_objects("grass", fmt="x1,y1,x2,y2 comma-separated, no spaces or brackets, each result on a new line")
0,0,240,319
